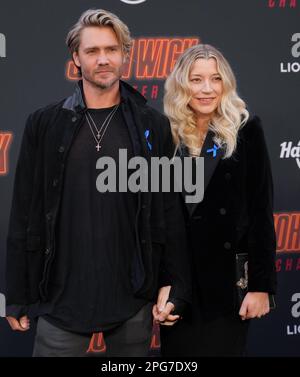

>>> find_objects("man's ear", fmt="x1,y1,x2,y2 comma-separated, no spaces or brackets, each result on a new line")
72,51,81,68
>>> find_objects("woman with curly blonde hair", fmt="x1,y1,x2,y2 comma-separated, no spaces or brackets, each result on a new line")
153,44,277,356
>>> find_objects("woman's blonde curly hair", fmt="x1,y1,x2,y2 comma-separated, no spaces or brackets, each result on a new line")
164,44,249,158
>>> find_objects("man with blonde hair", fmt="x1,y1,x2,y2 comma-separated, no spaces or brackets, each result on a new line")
5,9,190,357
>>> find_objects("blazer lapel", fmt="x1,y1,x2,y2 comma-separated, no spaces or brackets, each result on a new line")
127,99,152,161
178,131,223,217
201,130,223,192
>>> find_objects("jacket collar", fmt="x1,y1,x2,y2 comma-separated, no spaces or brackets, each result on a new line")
62,79,147,113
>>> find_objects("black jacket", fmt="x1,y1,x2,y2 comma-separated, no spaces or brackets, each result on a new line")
5,80,191,318
179,116,277,317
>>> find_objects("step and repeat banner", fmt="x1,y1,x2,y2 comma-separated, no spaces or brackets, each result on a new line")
0,0,299,357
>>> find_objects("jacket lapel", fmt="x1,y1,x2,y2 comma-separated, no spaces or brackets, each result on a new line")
127,98,152,161
201,130,223,192
178,131,223,217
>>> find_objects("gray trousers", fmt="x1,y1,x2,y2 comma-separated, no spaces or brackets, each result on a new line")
33,302,153,357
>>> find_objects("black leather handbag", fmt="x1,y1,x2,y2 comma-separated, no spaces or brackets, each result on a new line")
235,253,276,309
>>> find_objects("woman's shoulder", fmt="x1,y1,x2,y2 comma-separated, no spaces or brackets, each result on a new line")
239,115,265,141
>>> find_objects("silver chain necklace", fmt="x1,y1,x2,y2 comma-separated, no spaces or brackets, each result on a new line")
85,104,120,152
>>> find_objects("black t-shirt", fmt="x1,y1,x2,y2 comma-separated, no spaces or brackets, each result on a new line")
43,105,148,334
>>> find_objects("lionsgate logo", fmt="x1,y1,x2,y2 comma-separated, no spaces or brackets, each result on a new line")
280,141,300,168
0,33,6,58
287,293,300,336
96,149,204,204
280,33,300,73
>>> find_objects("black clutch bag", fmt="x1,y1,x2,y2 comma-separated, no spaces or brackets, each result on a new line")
235,253,276,309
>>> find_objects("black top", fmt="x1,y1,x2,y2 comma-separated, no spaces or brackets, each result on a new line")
43,105,147,334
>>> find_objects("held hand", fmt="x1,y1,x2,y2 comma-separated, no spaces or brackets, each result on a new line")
6,315,30,331
239,292,270,320
153,302,180,326
152,286,180,326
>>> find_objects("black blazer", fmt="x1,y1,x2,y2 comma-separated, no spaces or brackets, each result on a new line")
178,116,277,318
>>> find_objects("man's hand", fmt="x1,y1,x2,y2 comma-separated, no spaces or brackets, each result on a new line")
239,292,270,320
6,315,30,331
152,285,180,326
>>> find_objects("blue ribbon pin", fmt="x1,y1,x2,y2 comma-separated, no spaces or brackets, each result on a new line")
206,144,220,158
144,129,152,151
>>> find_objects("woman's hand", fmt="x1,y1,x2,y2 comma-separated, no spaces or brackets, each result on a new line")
239,292,270,320
152,285,180,326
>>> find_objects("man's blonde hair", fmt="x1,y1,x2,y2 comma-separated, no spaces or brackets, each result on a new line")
66,9,132,56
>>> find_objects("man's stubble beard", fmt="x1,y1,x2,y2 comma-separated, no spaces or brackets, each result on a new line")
83,69,122,90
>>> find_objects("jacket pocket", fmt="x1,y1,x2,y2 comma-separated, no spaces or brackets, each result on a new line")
25,235,45,302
